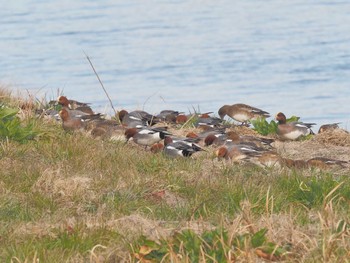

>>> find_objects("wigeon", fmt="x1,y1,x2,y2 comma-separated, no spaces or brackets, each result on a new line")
37,108,60,121
204,132,241,147
226,131,274,148
251,151,283,168
168,135,201,144
198,112,214,118
174,112,215,126
125,127,171,147
59,109,85,131
156,110,182,123
57,96,94,115
275,112,315,140
218,103,270,125
318,123,340,134
85,118,119,131
90,123,126,142
118,110,160,128
205,131,274,148
281,158,308,169
306,157,348,169
57,96,90,108
194,116,223,128
191,127,227,139
204,133,229,146
150,143,164,153
215,144,265,162
163,137,204,158
186,132,200,139
175,114,188,124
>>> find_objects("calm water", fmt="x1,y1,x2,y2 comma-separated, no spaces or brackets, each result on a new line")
1,1,350,129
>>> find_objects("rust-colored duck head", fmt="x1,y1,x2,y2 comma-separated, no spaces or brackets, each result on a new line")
275,112,287,124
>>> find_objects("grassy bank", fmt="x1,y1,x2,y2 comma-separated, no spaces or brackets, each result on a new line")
0,88,349,262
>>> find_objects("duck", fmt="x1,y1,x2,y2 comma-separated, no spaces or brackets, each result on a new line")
275,112,315,140
226,131,274,148
84,118,119,130
194,116,223,128
168,135,201,144
306,157,348,169
175,114,188,124
218,103,270,125
318,123,341,134
204,133,229,146
57,96,95,115
163,137,204,158
281,158,308,169
250,151,284,168
124,127,171,147
150,142,164,153
59,109,85,132
215,143,265,162
155,110,182,123
205,131,274,148
188,127,226,139
89,120,126,141
118,110,160,128
173,112,215,126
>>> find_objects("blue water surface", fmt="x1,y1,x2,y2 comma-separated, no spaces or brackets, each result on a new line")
1,0,350,129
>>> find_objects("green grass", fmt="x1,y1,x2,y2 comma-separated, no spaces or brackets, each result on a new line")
0,89,349,262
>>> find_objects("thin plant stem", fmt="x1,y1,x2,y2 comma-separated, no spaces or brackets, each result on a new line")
84,52,117,116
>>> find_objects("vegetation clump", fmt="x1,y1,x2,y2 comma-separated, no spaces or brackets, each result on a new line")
0,105,39,143
133,227,288,262
251,115,304,136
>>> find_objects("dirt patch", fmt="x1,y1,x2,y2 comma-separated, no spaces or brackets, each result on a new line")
109,214,215,240
108,214,171,240
13,220,59,238
33,168,95,200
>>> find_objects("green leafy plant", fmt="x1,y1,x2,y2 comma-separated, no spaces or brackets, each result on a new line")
286,116,300,122
251,117,278,136
132,228,287,262
251,115,302,136
0,105,37,143
251,228,268,248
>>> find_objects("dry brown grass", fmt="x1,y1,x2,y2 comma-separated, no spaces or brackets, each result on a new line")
315,128,350,147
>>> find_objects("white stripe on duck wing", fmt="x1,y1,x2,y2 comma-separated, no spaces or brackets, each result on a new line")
216,142,267,162
163,137,204,157
170,136,201,144
130,110,162,126
164,142,199,158
137,127,171,139
124,127,171,146
196,127,227,139
194,117,223,128
224,131,274,148
120,110,161,127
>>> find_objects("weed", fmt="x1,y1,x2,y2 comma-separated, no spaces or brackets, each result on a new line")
132,227,288,262
0,106,37,143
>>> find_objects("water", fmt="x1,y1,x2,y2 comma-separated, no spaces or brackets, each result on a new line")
1,0,350,129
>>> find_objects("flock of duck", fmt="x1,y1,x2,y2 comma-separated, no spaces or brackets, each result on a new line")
50,95,348,170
